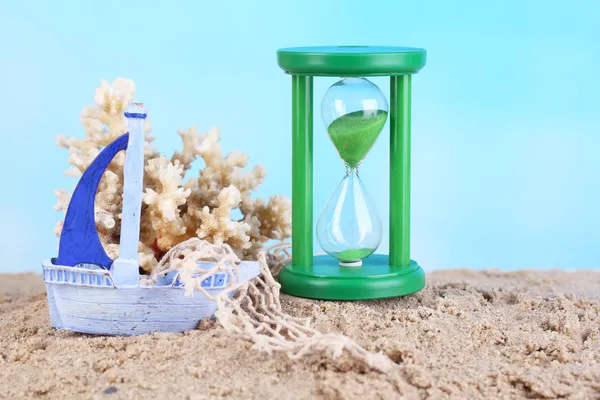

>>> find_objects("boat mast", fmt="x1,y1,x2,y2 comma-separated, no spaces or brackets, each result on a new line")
111,102,147,287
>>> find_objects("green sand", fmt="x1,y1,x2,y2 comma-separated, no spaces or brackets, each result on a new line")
327,109,388,167
334,248,374,262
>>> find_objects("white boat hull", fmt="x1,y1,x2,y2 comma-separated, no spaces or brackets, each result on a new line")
42,259,260,336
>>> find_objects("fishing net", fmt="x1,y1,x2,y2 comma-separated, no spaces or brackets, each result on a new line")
141,238,393,373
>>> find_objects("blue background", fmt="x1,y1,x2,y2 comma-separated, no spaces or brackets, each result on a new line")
1,0,598,273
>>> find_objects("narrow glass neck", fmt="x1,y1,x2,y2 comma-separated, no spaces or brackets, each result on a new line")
344,163,360,176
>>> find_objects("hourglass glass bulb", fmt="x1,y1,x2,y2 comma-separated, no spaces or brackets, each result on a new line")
321,78,388,168
317,168,382,266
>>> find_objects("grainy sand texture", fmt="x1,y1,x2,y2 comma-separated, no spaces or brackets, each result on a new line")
1,269,599,400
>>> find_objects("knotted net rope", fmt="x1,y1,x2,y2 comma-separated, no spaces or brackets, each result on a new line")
141,238,393,373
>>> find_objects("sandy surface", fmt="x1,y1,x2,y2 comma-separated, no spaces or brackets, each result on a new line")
1,269,599,400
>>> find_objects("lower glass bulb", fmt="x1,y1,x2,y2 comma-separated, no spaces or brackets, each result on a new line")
316,168,382,266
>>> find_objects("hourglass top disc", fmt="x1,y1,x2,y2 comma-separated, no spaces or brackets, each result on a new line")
277,46,426,77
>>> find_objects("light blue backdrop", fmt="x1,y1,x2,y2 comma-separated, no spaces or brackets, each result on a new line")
1,0,598,273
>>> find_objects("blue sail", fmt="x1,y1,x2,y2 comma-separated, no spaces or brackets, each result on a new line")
57,133,130,269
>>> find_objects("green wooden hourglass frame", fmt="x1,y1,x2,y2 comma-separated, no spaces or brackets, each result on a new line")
277,46,427,300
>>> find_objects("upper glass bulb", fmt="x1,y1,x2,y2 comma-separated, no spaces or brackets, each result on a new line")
321,77,389,168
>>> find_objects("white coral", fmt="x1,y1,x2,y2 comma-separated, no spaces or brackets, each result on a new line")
143,156,191,221
142,156,191,251
53,189,72,212
54,78,291,272
194,185,251,249
171,126,203,170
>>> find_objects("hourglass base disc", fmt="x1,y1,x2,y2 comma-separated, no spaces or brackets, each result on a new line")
278,254,425,300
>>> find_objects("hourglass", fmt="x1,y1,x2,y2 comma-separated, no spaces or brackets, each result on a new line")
277,46,427,300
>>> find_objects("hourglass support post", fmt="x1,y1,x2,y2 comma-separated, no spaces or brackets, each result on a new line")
291,75,314,268
390,74,412,267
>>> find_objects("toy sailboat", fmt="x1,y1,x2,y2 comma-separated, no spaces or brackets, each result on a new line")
42,102,260,336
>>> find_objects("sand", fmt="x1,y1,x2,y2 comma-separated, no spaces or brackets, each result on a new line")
327,109,387,167
1,269,599,400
